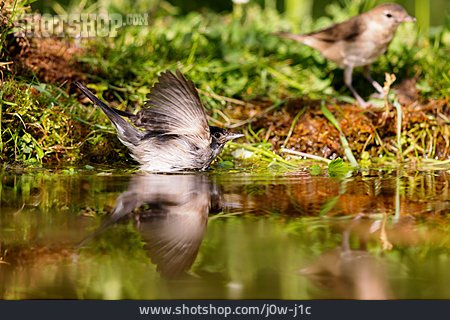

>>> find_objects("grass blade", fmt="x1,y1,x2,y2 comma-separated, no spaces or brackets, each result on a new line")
320,103,359,167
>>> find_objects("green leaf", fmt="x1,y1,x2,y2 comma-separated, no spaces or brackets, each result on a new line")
327,158,353,178
217,160,234,169
321,103,359,167
310,164,322,176
320,103,341,130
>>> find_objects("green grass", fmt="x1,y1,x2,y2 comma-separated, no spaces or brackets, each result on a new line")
0,0,449,168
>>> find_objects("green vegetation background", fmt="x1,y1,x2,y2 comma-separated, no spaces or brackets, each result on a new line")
0,0,449,168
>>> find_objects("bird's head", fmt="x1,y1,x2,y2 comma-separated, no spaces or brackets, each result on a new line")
370,3,416,27
209,126,244,155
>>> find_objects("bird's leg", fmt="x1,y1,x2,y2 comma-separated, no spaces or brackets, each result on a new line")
363,65,385,97
344,65,368,108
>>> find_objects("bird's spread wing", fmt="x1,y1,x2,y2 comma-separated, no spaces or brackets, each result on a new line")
307,15,366,43
132,70,210,140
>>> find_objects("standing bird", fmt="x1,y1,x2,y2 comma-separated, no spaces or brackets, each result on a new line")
275,3,416,107
75,70,243,172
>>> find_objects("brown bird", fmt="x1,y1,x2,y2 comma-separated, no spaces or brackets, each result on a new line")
276,3,416,107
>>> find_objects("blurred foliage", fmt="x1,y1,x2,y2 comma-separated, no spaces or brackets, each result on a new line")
33,0,449,26
77,0,449,102
0,0,31,60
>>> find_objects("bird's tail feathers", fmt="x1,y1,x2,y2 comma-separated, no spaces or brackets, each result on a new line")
77,191,139,249
74,81,142,145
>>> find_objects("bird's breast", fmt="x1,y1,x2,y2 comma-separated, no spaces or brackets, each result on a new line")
131,136,214,172
340,31,394,67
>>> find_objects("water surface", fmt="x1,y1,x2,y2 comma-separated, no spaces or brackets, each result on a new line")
0,168,449,299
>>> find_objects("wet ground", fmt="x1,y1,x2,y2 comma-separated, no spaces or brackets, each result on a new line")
0,168,449,299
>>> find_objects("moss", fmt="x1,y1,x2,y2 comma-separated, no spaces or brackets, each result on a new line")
0,79,130,165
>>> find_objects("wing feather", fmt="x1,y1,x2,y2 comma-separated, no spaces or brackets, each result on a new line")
132,70,210,140
307,15,366,43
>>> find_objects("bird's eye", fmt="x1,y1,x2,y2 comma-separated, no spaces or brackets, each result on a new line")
386,13,393,18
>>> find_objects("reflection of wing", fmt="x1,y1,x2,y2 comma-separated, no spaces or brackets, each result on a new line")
81,174,214,278
138,200,209,278
134,174,211,278
131,70,210,140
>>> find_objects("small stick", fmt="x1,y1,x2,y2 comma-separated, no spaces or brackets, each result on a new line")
227,100,284,129
281,148,331,164
198,88,255,107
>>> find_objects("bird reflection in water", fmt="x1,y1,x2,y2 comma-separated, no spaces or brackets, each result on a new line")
85,174,219,278
300,215,391,299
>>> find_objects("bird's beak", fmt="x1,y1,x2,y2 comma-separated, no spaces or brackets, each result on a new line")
225,133,245,142
403,15,416,22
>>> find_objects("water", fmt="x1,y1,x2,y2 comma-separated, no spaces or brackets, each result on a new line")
0,168,449,299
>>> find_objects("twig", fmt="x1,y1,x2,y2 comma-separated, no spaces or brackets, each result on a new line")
232,143,295,167
281,148,331,164
198,88,255,107
207,115,225,126
209,211,244,220
264,125,273,142
199,88,283,129
13,203,25,216
214,109,232,124
266,66,304,91
362,134,372,153
227,100,284,129
0,62,14,67
373,129,393,156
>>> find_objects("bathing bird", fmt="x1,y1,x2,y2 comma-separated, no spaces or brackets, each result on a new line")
75,70,243,172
